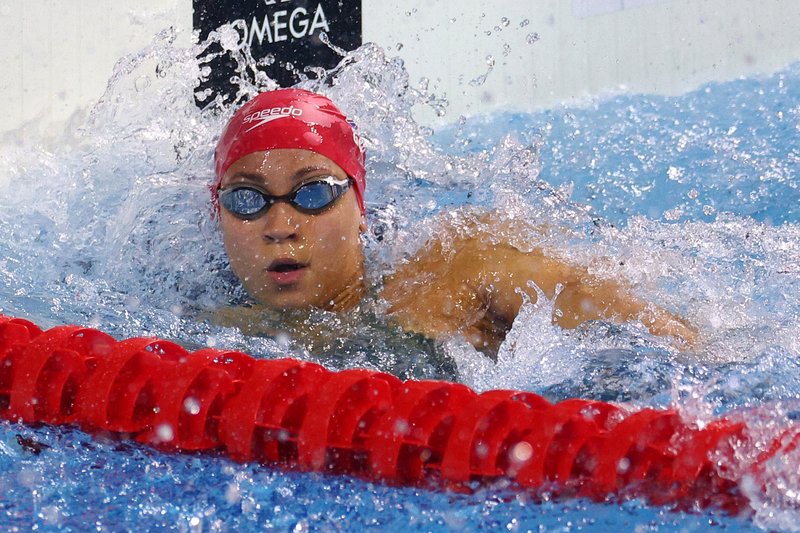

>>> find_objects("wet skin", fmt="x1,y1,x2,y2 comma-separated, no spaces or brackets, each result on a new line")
218,149,366,312
218,149,697,355
381,215,697,353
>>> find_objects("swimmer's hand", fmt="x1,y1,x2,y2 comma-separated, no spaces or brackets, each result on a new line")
552,280,699,349
635,304,699,349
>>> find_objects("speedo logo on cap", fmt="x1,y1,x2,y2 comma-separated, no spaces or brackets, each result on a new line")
242,105,303,132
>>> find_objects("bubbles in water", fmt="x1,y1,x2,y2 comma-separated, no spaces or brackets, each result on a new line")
134,75,151,92
318,32,347,57
469,55,495,87
257,54,275,67
183,397,201,416
1,19,800,531
156,424,174,443
666,165,684,181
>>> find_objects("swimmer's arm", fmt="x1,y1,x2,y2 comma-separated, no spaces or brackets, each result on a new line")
464,240,698,347
382,213,696,349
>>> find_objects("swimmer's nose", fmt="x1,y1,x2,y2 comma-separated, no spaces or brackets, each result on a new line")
260,202,301,243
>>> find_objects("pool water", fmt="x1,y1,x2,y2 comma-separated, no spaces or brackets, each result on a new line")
1,26,799,531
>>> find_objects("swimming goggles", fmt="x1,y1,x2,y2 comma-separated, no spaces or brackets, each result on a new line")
218,176,351,219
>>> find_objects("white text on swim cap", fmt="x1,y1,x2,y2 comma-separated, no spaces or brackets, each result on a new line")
243,106,303,132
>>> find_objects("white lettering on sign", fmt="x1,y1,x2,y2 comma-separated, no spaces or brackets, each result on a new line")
289,8,308,39
245,3,331,48
272,10,288,42
309,4,329,34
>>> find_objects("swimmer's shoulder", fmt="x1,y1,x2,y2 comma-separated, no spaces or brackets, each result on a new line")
383,207,553,280
378,207,550,342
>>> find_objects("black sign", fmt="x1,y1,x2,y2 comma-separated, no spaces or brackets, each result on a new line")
194,0,362,105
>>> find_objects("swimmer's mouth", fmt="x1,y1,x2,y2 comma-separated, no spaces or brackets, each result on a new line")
266,259,308,273
266,259,309,286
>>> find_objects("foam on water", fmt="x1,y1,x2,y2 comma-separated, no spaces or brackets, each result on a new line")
1,24,799,531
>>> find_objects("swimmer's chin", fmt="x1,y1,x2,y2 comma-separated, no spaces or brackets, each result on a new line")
251,283,365,314
253,296,321,312
249,290,338,313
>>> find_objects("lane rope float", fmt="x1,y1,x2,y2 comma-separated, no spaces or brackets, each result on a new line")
1,314,796,513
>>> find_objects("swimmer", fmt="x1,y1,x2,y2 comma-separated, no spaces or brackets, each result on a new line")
213,89,696,356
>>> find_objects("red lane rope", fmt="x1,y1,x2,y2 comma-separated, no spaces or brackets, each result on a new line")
0,314,794,512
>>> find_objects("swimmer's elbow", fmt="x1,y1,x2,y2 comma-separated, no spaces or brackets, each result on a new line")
551,282,612,329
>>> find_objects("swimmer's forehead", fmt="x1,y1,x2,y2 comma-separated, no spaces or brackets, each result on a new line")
220,149,346,188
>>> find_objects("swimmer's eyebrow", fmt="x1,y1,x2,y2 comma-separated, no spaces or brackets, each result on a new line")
224,166,335,187
290,165,336,182
224,171,266,185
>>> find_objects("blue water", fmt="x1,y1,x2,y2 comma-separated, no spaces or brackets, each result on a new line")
1,28,799,531
441,75,800,226
0,425,756,531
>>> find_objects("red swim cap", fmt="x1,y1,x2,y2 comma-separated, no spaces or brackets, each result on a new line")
213,88,366,214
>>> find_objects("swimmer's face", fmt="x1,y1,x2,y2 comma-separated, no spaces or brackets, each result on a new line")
219,149,366,310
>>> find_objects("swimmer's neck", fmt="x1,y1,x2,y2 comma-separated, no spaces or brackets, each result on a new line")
322,270,367,313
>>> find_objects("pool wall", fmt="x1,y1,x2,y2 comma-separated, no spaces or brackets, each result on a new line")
0,0,799,142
